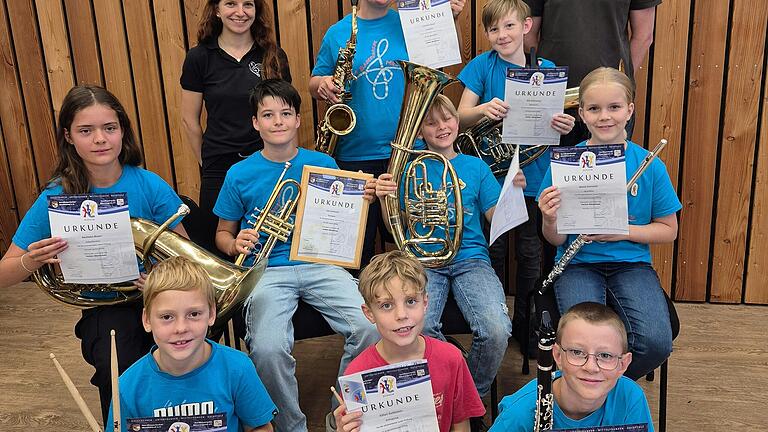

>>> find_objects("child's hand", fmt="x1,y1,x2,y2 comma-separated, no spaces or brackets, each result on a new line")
551,113,576,135
538,185,561,224
512,169,527,189
134,272,148,291
363,176,377,203
317,76,342,104
480,98,510,121
26,237,68,266
375,173,398,200
333,401,362,432
450,0,466,17
233,228,260,256
584,233,630,243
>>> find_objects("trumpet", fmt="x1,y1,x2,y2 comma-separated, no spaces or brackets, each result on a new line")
235,161,300,266
314,0,359,156
383,61,461,268
455,87,580,177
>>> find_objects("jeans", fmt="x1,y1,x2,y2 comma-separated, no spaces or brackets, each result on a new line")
243,264,379,432
336,159,393,273
422,259,512,397
553,262,673,379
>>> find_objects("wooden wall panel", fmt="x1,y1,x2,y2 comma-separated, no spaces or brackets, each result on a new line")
309,0,340,141
0,122,19,253
647,0,690,293
675,0,730,301
123,1,174,186
276,0,315,148
0,0,38,216
632,57,649,147
154,0,200,200
92,0,140,151
474,0,491,55
443,7,472,105
35,0,75,125
63,0,102,85
710,0,768,303
6,0,58,185
183,0,205,46
744,70,768,304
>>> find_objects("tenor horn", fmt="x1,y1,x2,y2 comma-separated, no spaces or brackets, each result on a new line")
33,204,265,336
383,61,462,268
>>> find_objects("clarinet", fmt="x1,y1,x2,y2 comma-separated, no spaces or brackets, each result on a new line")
539,139,669,295
534,311,556,432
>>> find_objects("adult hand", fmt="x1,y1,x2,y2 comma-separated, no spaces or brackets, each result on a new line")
551,113,576,135
480,98,510,121
538,185,561,224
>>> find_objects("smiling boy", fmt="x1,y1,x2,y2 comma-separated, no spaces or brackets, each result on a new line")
488,302,655,431
107,257,276,432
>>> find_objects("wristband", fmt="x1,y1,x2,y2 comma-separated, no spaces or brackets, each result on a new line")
20,252,34,273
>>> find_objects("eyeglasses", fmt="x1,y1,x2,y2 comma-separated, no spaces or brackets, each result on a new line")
560,347,624,371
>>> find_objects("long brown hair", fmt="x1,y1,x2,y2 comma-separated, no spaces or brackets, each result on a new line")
197,0,285,79
49,85,143,194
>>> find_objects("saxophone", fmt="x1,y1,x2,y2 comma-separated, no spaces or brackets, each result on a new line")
539,139,669,294
314,0,359,156
455,87,579,176
383,61,462,268
534,310,556,432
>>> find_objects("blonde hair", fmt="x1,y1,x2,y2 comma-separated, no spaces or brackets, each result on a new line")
482,0,531,31
143,257,216,314
556,302,629,353
358,251,427,306
578,67,635,107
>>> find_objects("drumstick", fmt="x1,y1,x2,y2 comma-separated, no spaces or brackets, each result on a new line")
330,386,344,405
110,329,120,432
49,353,102,432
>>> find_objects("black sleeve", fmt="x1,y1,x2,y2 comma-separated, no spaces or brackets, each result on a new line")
278,48,292,83
629,0,662,10
180,45,206,92
524,0,544,17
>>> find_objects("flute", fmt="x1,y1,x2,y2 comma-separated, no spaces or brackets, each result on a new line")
49,353,102,432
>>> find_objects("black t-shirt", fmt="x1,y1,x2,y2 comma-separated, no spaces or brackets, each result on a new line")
525,0,661,88
180,39,291,169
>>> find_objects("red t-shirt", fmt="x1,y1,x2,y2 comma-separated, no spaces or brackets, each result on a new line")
344,336,486,431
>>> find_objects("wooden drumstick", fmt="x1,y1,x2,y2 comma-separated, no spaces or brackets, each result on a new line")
49,353,102,432
110,329,120,432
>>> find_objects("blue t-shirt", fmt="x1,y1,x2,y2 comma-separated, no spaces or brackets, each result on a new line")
489,371,654,431
12,165,183,251
398,154,500,263
214,148,337,267
537,141,682,264
312,9,409,162
457,50,557,196
108,341,276,432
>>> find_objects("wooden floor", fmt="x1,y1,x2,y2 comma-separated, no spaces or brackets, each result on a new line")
1,282,766,431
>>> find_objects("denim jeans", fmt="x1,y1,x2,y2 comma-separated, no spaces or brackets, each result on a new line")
422,259,513,397
244,264,379,431
553,262,673,379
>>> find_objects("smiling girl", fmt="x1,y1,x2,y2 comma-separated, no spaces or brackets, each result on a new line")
0,85,187,422
537,67,681,380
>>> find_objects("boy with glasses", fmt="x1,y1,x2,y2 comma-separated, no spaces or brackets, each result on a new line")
489,302,654,431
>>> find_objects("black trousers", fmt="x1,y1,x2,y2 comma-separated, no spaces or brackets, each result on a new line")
336,158,393,274
198,153,248,258
74,302,153,425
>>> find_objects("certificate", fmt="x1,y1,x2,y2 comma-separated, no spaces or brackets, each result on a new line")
126,413,226,431
551,145,629,235
502,67,568,146
554,424,648,432
338,359,439,431
490,147,528,245
48,193,139,284
290,166,371,269
398,0,462,68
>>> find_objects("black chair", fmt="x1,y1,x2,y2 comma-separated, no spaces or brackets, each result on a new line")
646,291,680,432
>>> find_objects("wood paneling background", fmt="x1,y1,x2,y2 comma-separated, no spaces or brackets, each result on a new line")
0,0,766,304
